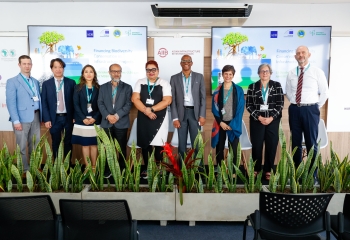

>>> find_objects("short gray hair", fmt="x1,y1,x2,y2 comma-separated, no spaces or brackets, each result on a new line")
257,63,273,74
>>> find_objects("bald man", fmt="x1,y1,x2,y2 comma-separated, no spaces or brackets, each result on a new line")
97,64,132,173
286,46,329,180
170,55,206,162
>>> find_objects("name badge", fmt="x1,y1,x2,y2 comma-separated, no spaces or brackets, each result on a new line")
146,98,154,105
260,104,269,111
184,96,190,102
33,96,39,102
57,101,60,106
221,108,226,115
87,104,93,113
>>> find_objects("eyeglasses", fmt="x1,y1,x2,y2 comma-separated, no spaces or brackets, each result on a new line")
260,70,270,74
110,70,122,74
181,60,192,63
146,68,158,73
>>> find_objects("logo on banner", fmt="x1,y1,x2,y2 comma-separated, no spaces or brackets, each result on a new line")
158,48,168,58
125,30,143,36
86,30,94,38
1,49,16,61
310,30,327,36
113,29,121,38
100,29,110,37
297,30,305,38
284,30,293,37
1,49,9,57
270,31,278,38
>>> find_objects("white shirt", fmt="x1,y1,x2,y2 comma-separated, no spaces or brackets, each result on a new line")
55,77,67,113
286,63,329,108
182,72,194,106
133,77,172,97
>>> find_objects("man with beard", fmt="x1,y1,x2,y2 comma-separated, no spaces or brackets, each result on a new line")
286,46,329,182
97,64,132,176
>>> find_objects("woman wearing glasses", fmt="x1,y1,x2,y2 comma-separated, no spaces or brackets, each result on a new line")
131,60,172,178
71,64,101,172
246,63,284,180
212,65,245,173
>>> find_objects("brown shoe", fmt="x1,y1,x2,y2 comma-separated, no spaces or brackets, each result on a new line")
265,172,271,180
22,173,26,179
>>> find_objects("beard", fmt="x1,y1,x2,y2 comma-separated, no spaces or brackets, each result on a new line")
112,78,120,82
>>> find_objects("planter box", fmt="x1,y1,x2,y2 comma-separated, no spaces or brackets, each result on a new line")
0,190,83,214
81,185,176,226
175,187,259,225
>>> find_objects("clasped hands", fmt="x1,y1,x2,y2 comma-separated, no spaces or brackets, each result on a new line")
220,122,232,131
258,116,273,125
83,118,96,125
107,115,118,124
143,107,157,120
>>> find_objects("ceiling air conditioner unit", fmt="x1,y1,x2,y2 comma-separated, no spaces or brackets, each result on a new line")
151,4,253,29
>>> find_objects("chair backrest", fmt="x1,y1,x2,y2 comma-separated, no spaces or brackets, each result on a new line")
0,195,57,240
302,119,328,149
258,192,333,237
60,199,133,240
127,118,140,148
225,120,252,150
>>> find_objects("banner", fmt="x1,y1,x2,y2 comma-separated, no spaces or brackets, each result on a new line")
154,38,204,132
28,26,147,88
327,37,350,132
0,37,28,131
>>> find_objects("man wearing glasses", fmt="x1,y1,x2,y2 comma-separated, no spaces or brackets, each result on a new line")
97,64,132,175
170,55,206,162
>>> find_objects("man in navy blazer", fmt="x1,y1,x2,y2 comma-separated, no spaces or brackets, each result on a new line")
170,55,206,162
6,55,42,173
98,63,132,171
41,58,76,160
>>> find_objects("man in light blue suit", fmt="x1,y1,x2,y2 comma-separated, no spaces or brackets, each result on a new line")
6,55,42,173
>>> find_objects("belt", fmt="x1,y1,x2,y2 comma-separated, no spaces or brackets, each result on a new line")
184,106,194,109
56,113,67,116
291,103,317,107
34,110,39,113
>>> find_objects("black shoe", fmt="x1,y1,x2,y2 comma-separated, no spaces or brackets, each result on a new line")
104,171,112,179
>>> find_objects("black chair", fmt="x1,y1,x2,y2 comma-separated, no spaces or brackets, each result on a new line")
0,195,58,240
59,199,138,240
243,192,334,240
331,194,350,240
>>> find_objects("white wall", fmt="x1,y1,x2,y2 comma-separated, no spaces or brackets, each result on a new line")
0,2,349,36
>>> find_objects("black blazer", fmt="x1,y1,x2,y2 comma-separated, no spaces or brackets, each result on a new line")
246,80,284,121
73,84,101,125
41,77,76,125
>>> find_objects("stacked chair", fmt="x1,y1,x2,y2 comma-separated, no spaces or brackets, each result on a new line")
331,194,350,240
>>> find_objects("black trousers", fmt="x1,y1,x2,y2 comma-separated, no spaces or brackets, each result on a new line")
250,117,280,173
50,115,73,161
288,104,319,171
103,126,128,169
141,146,163,171
216,120,239,167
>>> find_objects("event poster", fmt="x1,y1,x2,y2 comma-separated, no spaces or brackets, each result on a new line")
28,26,147,88
154,37,204,132
0,37,28,131
211,26,331,93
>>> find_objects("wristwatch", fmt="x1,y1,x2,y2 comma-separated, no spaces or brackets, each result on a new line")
151,107,155,113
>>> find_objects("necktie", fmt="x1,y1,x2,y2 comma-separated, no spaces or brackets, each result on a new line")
295,67,304,104
57,80,64,112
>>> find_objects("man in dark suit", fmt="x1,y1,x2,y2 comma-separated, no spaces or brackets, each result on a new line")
97,63,132,172
6,55,42,173
41,58,76,160
170,55,206,162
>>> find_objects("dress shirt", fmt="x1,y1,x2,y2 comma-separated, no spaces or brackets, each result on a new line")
286,63,329,108
182,72,194,106
55,77,67,113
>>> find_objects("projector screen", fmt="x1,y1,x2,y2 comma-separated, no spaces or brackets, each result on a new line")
211,26,331,94
28,26,147,88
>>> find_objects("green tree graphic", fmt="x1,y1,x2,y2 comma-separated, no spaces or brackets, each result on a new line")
38,31,65,54
222,32,248,56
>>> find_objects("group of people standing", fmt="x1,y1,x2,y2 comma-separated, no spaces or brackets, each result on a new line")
6,45,328,181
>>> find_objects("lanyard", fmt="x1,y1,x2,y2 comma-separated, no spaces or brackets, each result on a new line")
112,85,118,98
86,86,94,103
223,84,233,105
20,74,36,97
261,83,269,102
56,79,64,93
183,76,191,94
296,64,310,76
147,78,158,97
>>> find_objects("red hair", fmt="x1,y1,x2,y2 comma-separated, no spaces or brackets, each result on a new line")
145,60,159,69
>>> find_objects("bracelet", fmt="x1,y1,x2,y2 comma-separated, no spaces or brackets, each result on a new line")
151,107,155,113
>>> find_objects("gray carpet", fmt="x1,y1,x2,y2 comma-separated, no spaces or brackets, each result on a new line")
137,220,337,240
